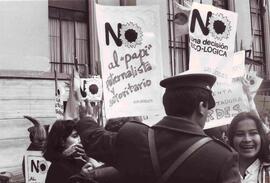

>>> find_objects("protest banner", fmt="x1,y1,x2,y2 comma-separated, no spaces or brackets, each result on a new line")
204,51,262,129
188,2,237,80
24,151,50,183
95,4,164,118
54,70,64,120
80,76,103,101
186,3,248,128
55,94,64,120
57,82,69,102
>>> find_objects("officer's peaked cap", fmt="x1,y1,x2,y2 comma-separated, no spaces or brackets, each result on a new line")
160,70,216,109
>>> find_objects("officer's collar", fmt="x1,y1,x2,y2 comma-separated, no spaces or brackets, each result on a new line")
153,116,207,136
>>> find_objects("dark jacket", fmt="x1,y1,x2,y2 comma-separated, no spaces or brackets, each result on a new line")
77,116,240,183
45,157,85,183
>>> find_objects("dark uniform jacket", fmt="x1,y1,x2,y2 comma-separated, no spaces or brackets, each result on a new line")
77,116,240,183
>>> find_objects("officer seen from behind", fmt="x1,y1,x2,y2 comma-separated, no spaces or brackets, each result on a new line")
76,71,240,183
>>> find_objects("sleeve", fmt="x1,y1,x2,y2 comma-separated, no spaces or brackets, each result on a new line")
76,117,118,165
218,151,241,183
92,166,125,183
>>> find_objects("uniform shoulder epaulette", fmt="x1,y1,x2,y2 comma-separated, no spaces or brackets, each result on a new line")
212,137,234,152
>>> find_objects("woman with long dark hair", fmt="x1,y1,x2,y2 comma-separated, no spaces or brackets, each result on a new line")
227,112,270,183
43,120,95,183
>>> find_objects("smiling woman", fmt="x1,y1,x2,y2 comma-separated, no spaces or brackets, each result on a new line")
227,112,270,183
233,119,261,161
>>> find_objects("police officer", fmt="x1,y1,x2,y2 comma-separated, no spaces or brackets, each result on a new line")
76,71,240,183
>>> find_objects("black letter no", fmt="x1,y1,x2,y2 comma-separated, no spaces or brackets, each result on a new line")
190,9,212,35
105,23,122,46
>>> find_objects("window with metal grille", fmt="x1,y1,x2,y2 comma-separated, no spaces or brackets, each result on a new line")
49,7,89,74
246,0,266,78
167,0,189,76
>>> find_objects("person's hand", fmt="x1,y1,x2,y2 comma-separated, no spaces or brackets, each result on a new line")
73,143,87,157
241,73,258,101
62,143,86,158
80,163,95,179
241,76,252,101
241,72,263,118
79,100,99,122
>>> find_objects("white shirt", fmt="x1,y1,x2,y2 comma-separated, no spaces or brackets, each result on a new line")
241,159,260,183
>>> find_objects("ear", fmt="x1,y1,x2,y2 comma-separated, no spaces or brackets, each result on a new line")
198,101,208,116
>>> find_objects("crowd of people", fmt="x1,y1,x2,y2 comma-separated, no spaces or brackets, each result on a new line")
23,71,270,183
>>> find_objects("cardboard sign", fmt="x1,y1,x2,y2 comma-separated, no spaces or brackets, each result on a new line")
204,51,262,129
80,76,103,101
24,151,50,183
95,4,164,118
205,79,248,128
57,82,69,102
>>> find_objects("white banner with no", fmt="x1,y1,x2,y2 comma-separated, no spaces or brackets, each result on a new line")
95,4,164,118
188,2,238,80
187,3,245,128
24,151,51,183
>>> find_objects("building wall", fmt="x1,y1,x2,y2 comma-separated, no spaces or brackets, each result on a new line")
0,0,49,71
97,0,120,5
263,2,270,79
49,0,87,11
0,79,56,171
0,0,57,173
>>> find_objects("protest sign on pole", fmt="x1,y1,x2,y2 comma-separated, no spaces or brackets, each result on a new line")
24,151,51,183
187,3,246,128
95,4,164,119
188,2,237,80
186,1,263,129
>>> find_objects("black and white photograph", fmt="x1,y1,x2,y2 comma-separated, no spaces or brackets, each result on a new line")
0,0,270,183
